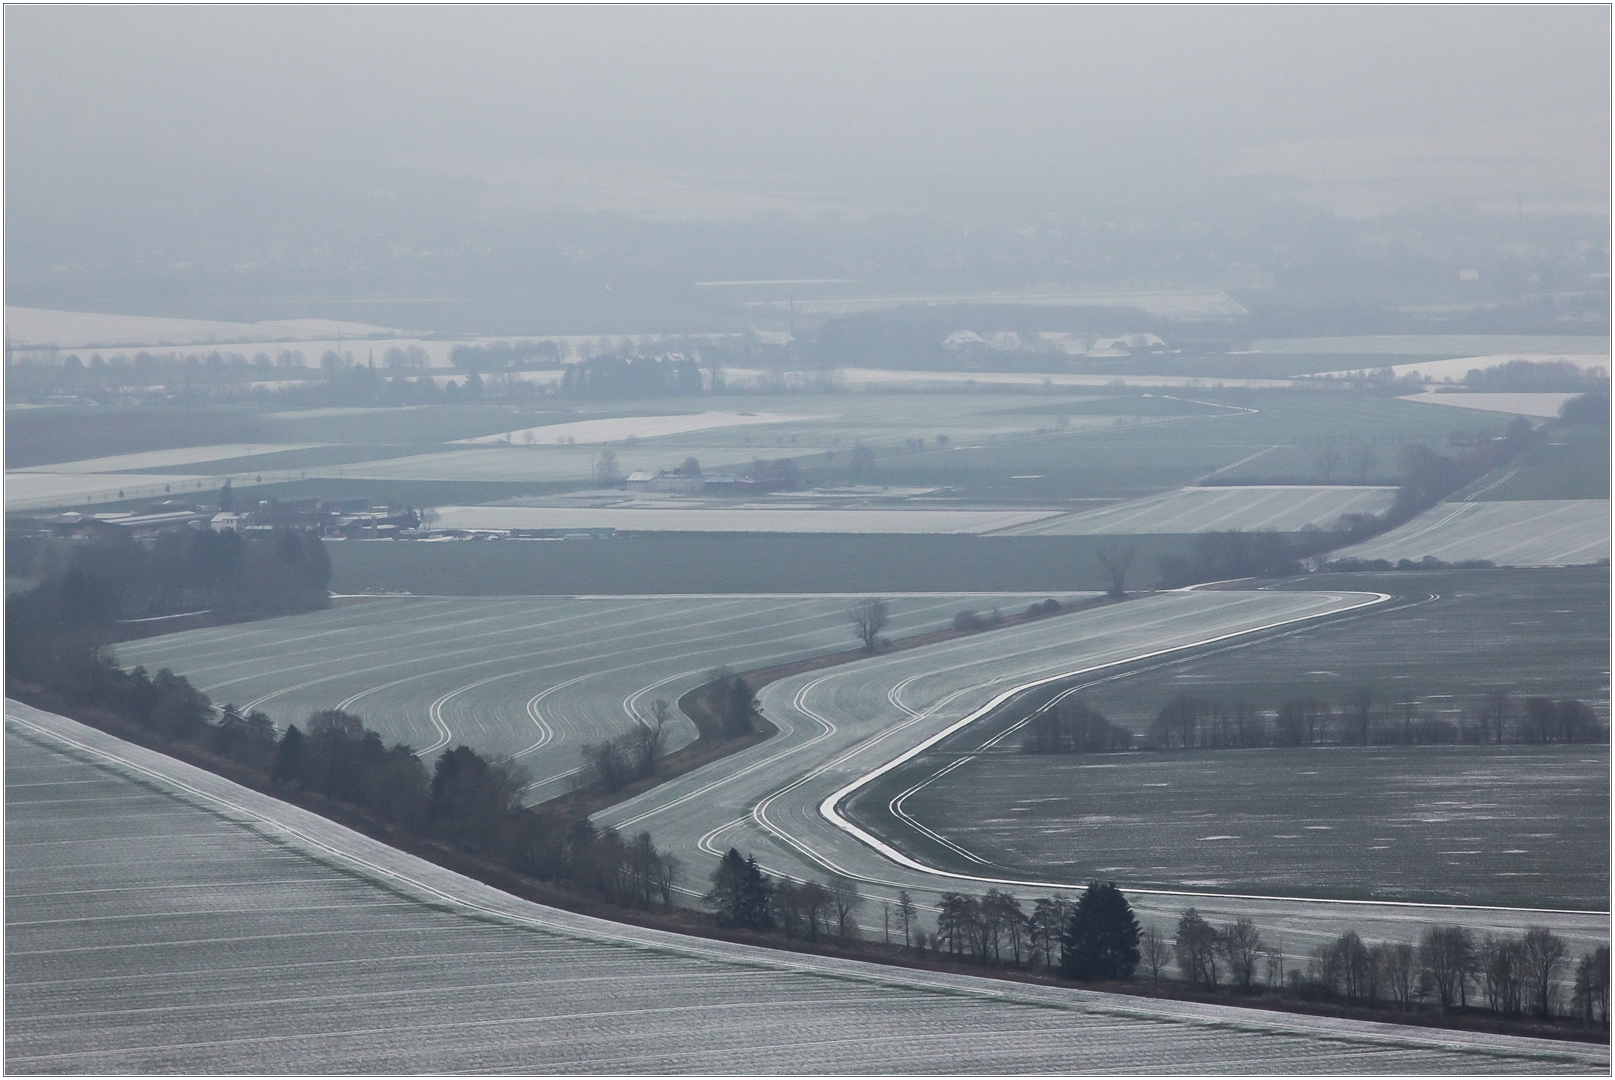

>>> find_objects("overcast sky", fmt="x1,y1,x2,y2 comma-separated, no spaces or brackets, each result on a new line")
8,5,1609,217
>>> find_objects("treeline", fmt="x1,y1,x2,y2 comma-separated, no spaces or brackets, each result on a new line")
1164,909,1609,1027
575,700,669,796
450,340,561,371
712,858,1611,1030
1466,359,1609,394
8,530,331,693
1021,691,1606,754
9,529,329,626
560,354,704,399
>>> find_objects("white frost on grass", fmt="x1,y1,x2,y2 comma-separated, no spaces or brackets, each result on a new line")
1333,499,1610,566
5,471,218,511
1397,391,1587,419
456,410,822,446
837,368,1295,390
1006,485,1397,535
7,702,1603,1075
13,443,332,474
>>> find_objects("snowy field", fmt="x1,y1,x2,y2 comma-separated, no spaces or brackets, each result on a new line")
1258,336,1610,358
838,367,1294,390
1004,485,1397,535
8,707,1599,1074
112,593,1083,798
12,443,330,475
428,504,1059,534
1398,391,1587,418
4,471,219,512
457,411,819,446
1308,353,1609,384
1334,500,1610,566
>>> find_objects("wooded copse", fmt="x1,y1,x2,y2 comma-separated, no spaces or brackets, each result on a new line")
1020,689,1607,754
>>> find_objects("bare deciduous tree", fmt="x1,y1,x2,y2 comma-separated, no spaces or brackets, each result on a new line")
1097,541,1139,598
828,875,864,940
848,597,890,651
1222,917,1263,991
1141,923,1172,991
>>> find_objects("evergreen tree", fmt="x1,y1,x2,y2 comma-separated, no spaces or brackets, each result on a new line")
1060,881,1141,981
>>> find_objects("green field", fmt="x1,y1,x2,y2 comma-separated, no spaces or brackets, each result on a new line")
865,744,1608,909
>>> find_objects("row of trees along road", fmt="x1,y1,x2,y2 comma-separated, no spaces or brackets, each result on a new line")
705,857,1610,1030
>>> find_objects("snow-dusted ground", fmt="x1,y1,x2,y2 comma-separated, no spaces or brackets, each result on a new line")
1333,500,1610,566
457,410,821,446
12,443,330,474
1397,391,1587,419
8,701,1601,1075
1004,485,1397,535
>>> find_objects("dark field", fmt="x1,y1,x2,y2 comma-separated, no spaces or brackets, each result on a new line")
880,744,1609,910
1068,567,1610,728
326,532,1200,595
852,567,1609,910
1470,426,1611,501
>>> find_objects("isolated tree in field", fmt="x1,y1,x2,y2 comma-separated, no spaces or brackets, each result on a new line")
676,456,702,477
1060,881,1141,981
595,449,620,484
1222,918,1263,991
1096,540,1139,598
1174,908,1222,990
848,597,890,652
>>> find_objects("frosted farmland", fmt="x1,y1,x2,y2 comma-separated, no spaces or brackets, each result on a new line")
1334,500,1610,566
4,471,219,512
838,367,1294,391
1005,485,1397,535
8,707,1600,1075
457,410,820,446
1398,391,1587,419
113,593,1087,798
597,587,1609,960
12,442,331,474
429,504,1060,534
1257,335,1611,358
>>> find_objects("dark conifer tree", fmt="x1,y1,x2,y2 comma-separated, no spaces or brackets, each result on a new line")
1061,881,1141,981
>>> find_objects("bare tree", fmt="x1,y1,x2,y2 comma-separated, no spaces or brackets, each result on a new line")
1348,445,1380,484
1097,541,1139,598
1141,923,1172,991
596,448,620,484
1420,924,1476,1011
1383,941,1420,1011
897,889,917,949
848,597,890,652
1314,447,1345,483
1222,917,1263,991
1521,925,1569,1018
828,875,864,940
